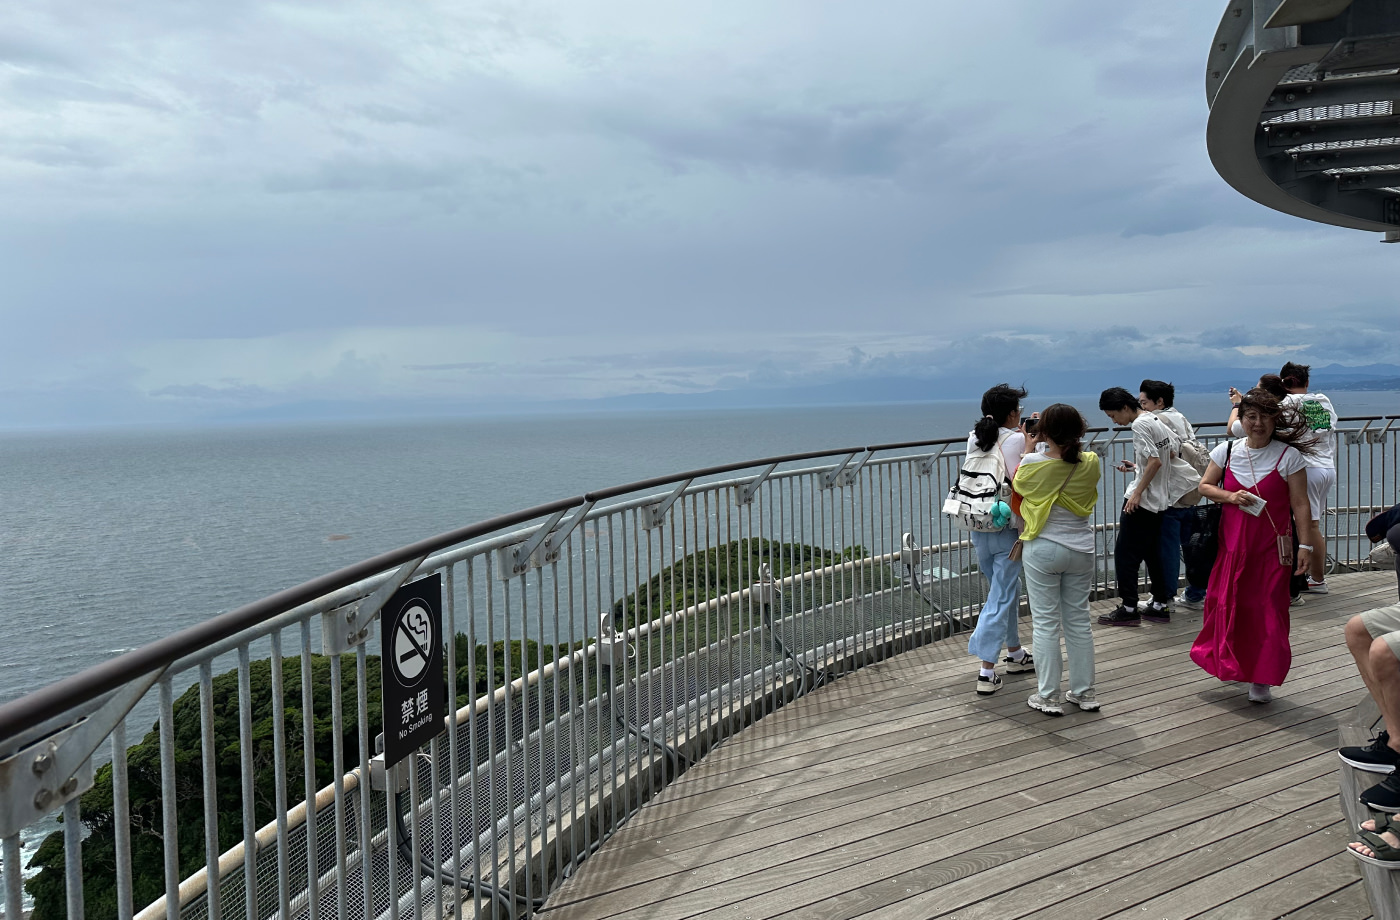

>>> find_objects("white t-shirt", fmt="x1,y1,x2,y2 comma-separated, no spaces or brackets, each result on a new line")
1126,412,1180,513
1019,452,1095,553
999,428,1026,479
1208,438,1308,488
1282,392,1337,469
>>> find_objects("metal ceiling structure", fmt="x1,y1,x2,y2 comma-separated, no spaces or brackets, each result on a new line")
1206,0,1400,238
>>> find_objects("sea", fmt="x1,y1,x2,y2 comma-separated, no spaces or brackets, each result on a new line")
1,391,1397,893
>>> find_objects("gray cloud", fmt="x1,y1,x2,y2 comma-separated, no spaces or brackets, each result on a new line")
0,0,1397,428
264,157,460,194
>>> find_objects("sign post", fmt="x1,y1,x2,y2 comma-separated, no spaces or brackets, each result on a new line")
380,573,446,771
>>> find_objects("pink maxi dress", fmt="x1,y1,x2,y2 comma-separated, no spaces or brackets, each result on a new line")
1189,454,1293,686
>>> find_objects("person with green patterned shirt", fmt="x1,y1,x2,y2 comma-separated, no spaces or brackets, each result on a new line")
1280,362,1338,594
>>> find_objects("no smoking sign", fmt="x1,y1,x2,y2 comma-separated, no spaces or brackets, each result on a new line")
379,573,446,769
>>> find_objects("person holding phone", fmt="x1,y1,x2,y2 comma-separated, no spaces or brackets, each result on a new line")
1097,387,1191,626
1190,387,1319,703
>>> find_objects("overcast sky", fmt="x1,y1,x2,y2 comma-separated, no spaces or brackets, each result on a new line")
2,0,1396,427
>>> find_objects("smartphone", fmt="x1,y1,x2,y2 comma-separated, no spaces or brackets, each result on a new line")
1024,417,1039,434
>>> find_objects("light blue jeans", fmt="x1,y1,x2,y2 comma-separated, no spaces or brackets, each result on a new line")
1023,537,1096,702
968,528,1024,664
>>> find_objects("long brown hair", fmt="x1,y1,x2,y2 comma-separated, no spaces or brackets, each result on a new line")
1238,387,1318,456
1038,403,1087,464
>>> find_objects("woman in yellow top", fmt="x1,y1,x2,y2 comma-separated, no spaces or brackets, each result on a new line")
1012,404,1103,716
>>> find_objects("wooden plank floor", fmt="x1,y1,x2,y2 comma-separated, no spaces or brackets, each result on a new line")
541,571,1400,920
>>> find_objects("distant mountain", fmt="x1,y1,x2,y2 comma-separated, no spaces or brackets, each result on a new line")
185,363,1400,425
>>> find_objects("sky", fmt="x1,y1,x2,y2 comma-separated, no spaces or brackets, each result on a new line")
2,0,1397,427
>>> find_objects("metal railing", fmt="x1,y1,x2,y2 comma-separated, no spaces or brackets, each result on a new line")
1,416,1396,920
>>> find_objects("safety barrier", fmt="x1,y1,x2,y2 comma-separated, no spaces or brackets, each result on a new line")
1,416,1395,920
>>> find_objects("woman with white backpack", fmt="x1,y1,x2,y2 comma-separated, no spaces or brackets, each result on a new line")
957,384,1033,695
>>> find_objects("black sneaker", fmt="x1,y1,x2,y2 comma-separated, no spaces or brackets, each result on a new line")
1142,602,1171,624
1002,652,1035,674
1342,731,1400,774
1097,605,1141,628
1361,772,1400,813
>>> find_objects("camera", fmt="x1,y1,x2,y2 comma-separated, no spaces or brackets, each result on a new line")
1024,416,1039,434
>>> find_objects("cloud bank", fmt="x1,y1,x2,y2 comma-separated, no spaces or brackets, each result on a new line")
1,0,1396,426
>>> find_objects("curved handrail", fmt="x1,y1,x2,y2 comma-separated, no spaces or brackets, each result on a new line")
0,439,963,743
11,414,1397,743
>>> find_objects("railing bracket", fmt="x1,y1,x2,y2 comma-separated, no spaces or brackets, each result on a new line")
0,666,165,837
737,462,780,505
497,505,574,579
821,453,855,489
644,480,692,529
322,553,429,654
917,446,948,477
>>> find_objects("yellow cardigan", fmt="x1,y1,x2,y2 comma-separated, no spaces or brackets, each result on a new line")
1012,451,1101,541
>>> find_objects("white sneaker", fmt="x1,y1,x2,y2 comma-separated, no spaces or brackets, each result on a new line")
1065,691,1101,712
1249,683,1272,703
1304,579,1329,595
1028,693,1063,716
1372,542,1397,565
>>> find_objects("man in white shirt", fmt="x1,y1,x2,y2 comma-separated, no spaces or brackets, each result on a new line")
1140,379,1207,610
1098,387,1193,627
1280,362,1338,594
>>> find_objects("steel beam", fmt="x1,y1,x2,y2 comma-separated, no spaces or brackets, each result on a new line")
1264,114,1400,146
1294,142,1400,172
1261,75,1400,114
1335,168,1400,190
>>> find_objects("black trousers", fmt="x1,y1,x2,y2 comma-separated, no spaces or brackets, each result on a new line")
1115,502,1168,608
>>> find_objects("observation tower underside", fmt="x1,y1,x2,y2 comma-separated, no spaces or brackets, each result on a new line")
1207,0,1400,236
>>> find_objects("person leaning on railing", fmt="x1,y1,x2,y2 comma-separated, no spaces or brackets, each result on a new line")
1189,387,1320,705
1012,404,1102,717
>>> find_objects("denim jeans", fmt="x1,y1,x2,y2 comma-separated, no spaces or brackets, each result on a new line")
1023,537,1096,702
968,527,1024,664
1160,506,1205,602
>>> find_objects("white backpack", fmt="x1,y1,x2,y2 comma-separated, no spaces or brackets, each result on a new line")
943,431,1013,532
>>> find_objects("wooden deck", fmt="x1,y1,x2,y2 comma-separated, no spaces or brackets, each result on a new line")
541,571,1400,920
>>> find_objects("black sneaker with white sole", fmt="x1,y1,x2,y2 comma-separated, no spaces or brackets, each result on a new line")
1002,652,1035,674
1097,605,1141,627
1341,730,1400,774
1361,772,1400,813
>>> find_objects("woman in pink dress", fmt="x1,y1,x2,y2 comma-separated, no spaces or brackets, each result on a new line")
1190,387,1320,703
